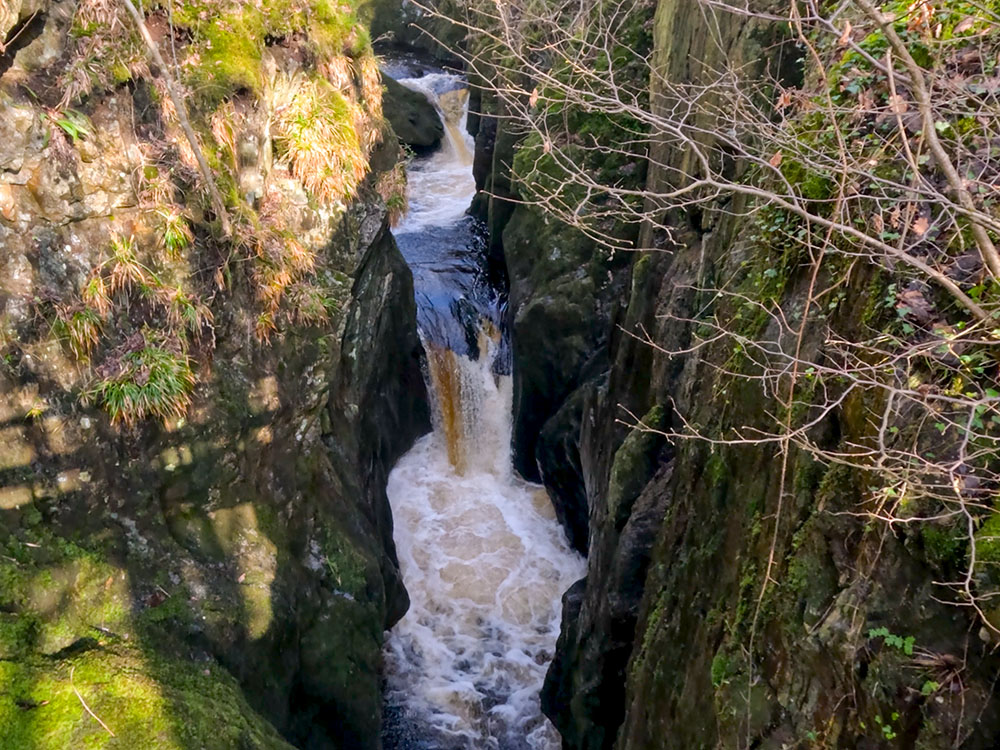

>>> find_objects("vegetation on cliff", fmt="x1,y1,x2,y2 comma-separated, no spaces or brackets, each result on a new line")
0,1,427,748
449,0,1000,745
3,0,397,426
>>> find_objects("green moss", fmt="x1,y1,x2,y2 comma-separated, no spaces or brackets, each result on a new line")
0,512,294,748
814,462,859,511
186,9,268,99
607,405,666,525
783,527,838,634
0,646,295,749
860,272,895,328
310,0,370,57
138,591,192,627
710,651,729,687
630,587,671,680
921,524,964,569
975,513,1000,563
779,158,835,201
174,0,370,105
317,524,370,597
0,612,40,659
0,533,130,656
703,450,728,488
632,253,653,287
507,0,654,237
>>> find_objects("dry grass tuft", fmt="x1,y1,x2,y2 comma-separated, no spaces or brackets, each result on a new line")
268,70,368,206
160,286,214,337
53,231,214,425
355,53,384,153
226,188,324,341
210,101,244,175
107,234,155,292
55,306,103,360
321,55,355,92
317,52,383,154
376,162,408,226
82,274,112,316
61,0,148,106
285,282,336,325
357,54,382,116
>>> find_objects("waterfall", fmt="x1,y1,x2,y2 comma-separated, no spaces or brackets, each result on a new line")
384,68,586,750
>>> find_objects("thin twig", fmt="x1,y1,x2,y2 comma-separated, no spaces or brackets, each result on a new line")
70,665,115,737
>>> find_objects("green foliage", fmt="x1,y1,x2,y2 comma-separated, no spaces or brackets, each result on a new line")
868,626,915,656
710,652,729,687
921,680,940,696
89,342,195,426
157,209,194,258
172,0,370,104
45,109,92,143
874,712,900,741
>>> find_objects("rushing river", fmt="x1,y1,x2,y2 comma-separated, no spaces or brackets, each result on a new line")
382,67,586,750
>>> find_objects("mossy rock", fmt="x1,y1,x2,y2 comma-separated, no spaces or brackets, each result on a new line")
607,405,667,528
0,646,295,749
173,0,371,105
381,74,444,150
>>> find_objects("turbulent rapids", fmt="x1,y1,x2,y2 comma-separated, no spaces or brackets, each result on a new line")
383,67,586,749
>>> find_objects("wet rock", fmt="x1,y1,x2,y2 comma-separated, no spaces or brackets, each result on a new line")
382,73,444,151
502,205,623,481
537,388,590,553
327,224,432,629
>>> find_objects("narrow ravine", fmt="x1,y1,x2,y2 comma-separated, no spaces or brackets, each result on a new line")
382,67,586,750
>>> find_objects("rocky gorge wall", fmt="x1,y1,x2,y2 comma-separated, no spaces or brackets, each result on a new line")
467,0,1000,748
0,2,429,748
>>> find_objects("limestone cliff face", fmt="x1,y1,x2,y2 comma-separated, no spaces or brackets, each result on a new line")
0,2,428,748
474,0,1000,747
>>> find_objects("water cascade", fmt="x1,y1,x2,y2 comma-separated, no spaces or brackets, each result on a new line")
383,68,586,749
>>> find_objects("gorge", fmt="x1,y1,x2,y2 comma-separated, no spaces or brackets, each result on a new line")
3,0,1000,749
380,68,584,750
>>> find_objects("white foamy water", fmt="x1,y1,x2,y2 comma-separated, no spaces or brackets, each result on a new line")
395,73,477,232
384,67,585,750
385,343,585,750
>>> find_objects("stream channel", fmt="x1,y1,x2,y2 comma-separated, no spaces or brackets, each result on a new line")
380,62,586,750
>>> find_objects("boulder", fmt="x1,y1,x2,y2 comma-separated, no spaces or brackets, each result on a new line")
381,73,444,151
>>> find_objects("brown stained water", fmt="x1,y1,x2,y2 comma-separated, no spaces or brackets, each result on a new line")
425,344,466,473
383,69,585,750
